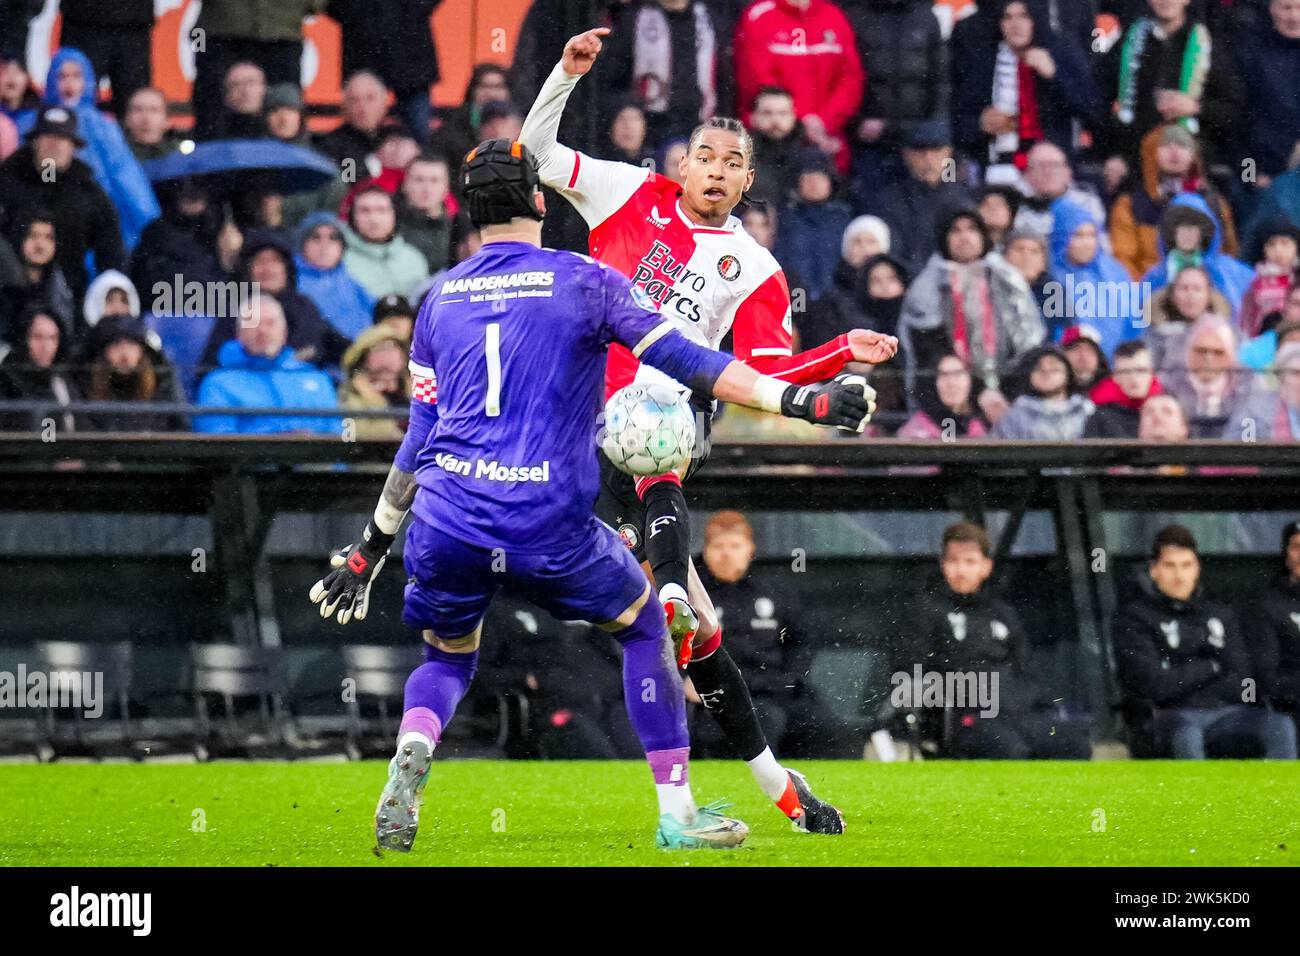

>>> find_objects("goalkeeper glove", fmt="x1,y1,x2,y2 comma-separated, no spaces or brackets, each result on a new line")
781,373,876,433
309,521,393,624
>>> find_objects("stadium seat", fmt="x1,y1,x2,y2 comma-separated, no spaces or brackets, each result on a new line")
190,644,294,760
146,313,216,400
35,641,135,760
805,646,884,758
0,645,46,761
338,644,424,760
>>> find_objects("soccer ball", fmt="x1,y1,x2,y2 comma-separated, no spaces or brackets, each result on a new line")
601,383,697,477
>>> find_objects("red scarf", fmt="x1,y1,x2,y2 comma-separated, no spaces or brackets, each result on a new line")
1275,400,1296,440
1014,61,1043,171
950,266,997,367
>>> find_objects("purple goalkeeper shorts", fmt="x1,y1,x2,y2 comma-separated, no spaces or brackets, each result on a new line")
401,515,649,636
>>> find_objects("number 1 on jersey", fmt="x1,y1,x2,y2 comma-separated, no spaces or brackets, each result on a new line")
484,322,502,416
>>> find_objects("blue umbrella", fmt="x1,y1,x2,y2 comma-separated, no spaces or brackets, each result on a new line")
141,139,340,195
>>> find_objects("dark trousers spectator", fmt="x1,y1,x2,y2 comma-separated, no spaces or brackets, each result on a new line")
59,23,151,118
192,39,301,140
946,710,1092,759
1152,705,1297,759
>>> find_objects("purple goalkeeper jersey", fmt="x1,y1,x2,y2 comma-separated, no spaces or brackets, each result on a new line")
405,241,682,553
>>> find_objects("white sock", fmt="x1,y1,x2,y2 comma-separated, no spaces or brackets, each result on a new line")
397,730,434,753
747,747,789,801
659,582,689,606
655,782,697,824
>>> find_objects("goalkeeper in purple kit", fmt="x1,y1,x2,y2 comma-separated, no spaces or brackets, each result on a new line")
308,139,873,852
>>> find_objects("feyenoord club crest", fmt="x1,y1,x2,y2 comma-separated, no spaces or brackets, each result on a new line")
947,611,967,642
1161,620,1180,649
617,523,640,550
717,255,741,281
1207,617,1226,649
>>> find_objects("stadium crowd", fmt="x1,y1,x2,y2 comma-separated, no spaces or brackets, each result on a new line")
0,0,1298,440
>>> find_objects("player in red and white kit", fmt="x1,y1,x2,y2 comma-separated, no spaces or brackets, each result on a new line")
521,28,897,834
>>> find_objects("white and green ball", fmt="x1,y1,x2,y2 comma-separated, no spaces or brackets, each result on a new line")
601,383,697,477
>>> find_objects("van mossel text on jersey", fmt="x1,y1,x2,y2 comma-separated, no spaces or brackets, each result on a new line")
434,453,551,483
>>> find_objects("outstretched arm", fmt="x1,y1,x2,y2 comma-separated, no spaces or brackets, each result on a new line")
518,27,651,227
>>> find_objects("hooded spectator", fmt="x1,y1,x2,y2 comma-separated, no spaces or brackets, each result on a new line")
746,86,804,206
1245,520,1300,729
735,0,865,175
1046,199,1142,354
950,0,1099,173
201,229,351,371
194,296,340,435
1226,342,1300,439
122,86,180,161
0,215,74,342
1239,221,1300,340
316,71,391,172
1059,325,1111,394
342,185,429,300
601,0,722,145
326,0,442,145
17,48,159,250
1163,314,1258,436
776,147,854,300
899,207,1044,412
129,179,234,309
396,153,459,274
844,0,947,203
81,268,141,331
804,251,910,411
600,99,653,167
264,82,310,147
876,120,973,276
76,311,188,432
993,344,1093,438
0,106,124,303
1085,338,1164,437
1242,161,1300,265
977,184,1023,250
0,303,77,432
1143,193,1254,314
1113,524,1296,759
338,324,411,441
1097,0,1244,166
294,212,376,342
897,352,990,438
1235,0,1300,181
1108,123,1238,280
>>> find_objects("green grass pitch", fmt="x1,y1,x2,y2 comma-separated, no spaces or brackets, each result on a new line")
1,760,1297,867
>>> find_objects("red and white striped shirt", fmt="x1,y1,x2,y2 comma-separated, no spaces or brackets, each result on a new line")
522,63,855,400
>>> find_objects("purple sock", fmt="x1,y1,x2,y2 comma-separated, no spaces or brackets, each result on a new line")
614,595,689,754
398,645,478,745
